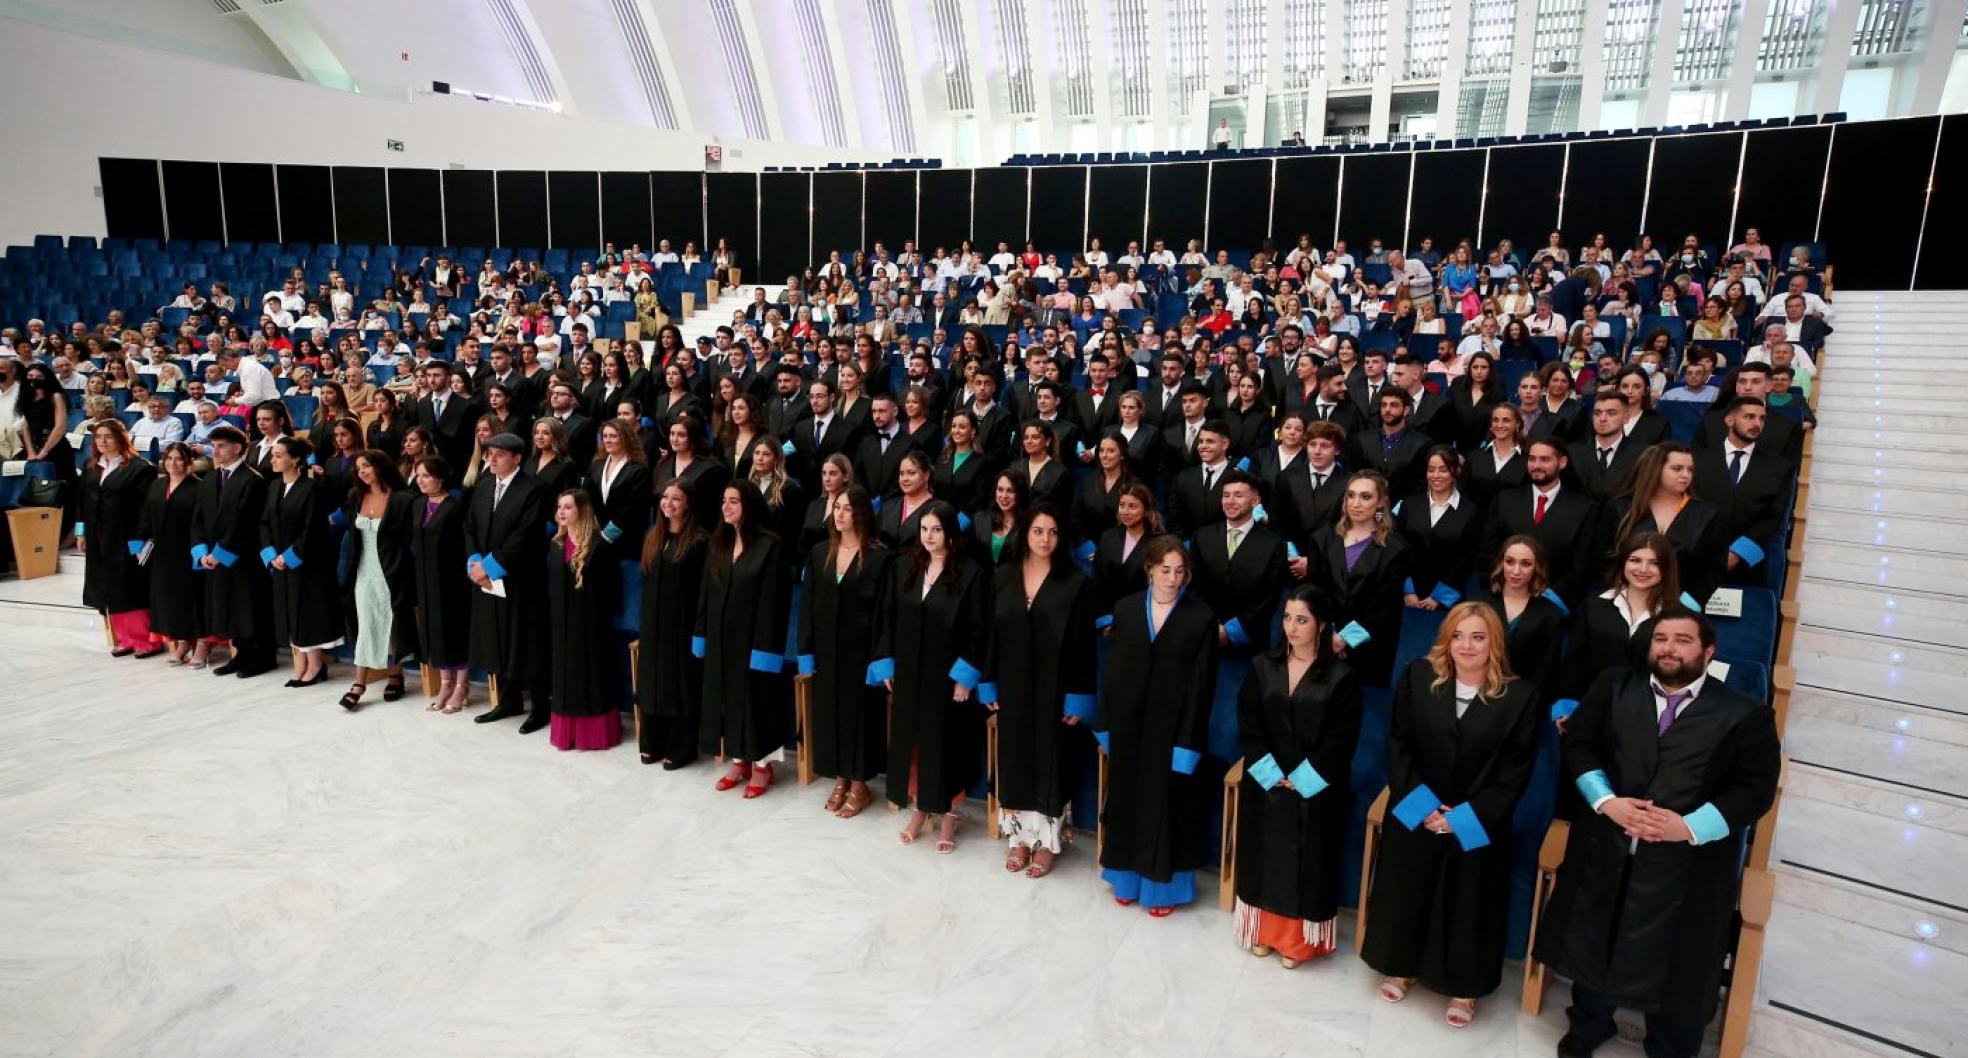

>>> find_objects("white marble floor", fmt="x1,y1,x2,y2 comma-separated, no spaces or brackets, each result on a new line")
1755,290,1968,1058
0,571,1650,1058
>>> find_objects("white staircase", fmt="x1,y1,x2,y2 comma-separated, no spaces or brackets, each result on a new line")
673,284,786,349
1748,290,1968,1058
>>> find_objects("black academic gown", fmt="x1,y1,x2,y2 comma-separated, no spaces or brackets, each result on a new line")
587,458,654,544
1090,526,1150,620
652,455,732,532
1360,662,1541,998
1191,519,1288,660
1072,472,1127,546
878,560,990,812
260,476,344,648
635,532,708,754
875,493,935,551
695,534,792,762
1012,458,1074,529
1233,652,1364,925
191,463,274,645
464,472,552,686
931,450,991,518
412,493,472,667
79,458,157,615
1536,670,1782,1030
1097,591,1219,883
340,488,420,660
546,536,622,716
1594,497,1726,604
136,473,203,639
983,562,1098,818
1463,447,1528,508
1560,594,1657,700
1483,593,1568,703
1307,528,1413,687
1396,493,1483,601
798,544,895,782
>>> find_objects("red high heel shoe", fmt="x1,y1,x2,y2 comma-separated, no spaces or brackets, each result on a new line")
1114,897,1137,907
714,761,753,791
1148,906,1174,918
742,763,775,799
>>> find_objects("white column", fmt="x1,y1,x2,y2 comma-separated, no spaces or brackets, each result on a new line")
1576,0,1610,130
1206,0,1229,115
1640,0,1683,126
1325,0,1347,97
732,0,785,140
1027,0,1059,150
1081,0,1117,149
632,0,695,129
1812,0,1865,116
1720,0,1771,121
1435,0,1474,136
1909,0,1968,115
1263,0,1289,141
816,0,865,148
1503,0,1539,134
954,0,999,161
1144,0,1172,148
1374,0,1409,139
886,0,936,157
1306,79,1331,139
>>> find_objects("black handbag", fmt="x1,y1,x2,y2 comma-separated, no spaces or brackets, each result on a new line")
20,475,64,508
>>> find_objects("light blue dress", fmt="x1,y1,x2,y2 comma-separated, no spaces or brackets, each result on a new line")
352,513,394,668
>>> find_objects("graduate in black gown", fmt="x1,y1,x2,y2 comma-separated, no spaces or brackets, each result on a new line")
1007,421,1074,533
1096,535,1219,915
1071,435,1131,546
652,412,732,533
135,443,205,664
801,453,855,557
1233,584,1363,967
931,410,992,518
1538,611,1781,1058
191,425,276,678
695,479,793,796
1089,483,1160,626
876,451,937,550
588,418,654,547
796,486,894,818
1360,602,1541,1027
1477,534,1569,701
76,420,162,656
525,417,585,504
1396,447,1483,608
465,432,554,731
635,481,709,767
980,505,1098,878
1307,471,1413,689
871,500,991,854
545,488,624,750
259,437,344,687
409,455,474,713
1556,533,1682,708
1594,443,1726,606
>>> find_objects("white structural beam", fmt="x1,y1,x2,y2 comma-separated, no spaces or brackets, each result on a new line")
1721,0,1772,121
731,0,785,140
1641,0,1683,125
1374,0,1410,138
630,0,696,128
885,0,934,156
1812,0,1865,116
1144,0,1172,148
1320,0,1345,140
955,0,999,159
503,0,579,114
816,0,866,148
1910,0,1968,114
1503,0,1538,134
1025,0,1059,149
1080,0,1117,149
1435,0,1474,136
1576,0,1611,130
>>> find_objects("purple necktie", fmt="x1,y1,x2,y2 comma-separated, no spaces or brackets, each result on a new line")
1652,683,1693,735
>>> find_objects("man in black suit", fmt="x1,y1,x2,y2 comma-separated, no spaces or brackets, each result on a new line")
1009,346,1055,423
1480,438,1597,606
854,394,913,499
1391,355,1455,443
1303,363,1364,435
467,433,554,733
965,370,1016,459
192,425,276,678
1346,389,1432,501
1693,396,1795,587
1072,353,1123,436
1697,362,1802,461
1164,419,1236,537
766,364,810,439
1278,420,1350,570
902,349,947,422
1567,390,1643,502
1159,380,1213,474
1028,380,1082,459
1190,469,1289,658
543,379,597,466
1142,352,1189,428
1546,266,1600,326
451,336,491,393
1347,350,1394,418
415,360,479,473
1264,324,1309,408
793,378,865,494
1762,289,1833,351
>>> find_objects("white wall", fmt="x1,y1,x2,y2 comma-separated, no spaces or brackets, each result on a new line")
0,17,879,246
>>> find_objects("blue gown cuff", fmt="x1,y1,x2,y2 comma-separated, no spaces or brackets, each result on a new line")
1171,746,1201,774
748,649,785,673
126,539,148,557
479,555,507,580
1251,502,1268,523
1286,542,1300,560
871,496,883,513
1729,536,1765,565
1444,803,1490,850
1429,583,1462,607
1551,698,1580,721
974,681,999,706
690,635,707,658
1093,613,1113,631
1094,730,1110,753
1288,759,1328,798
1074,540,1096,563
1234,456,1251,472
948,656,982,690
1391,783,1440,829
780,440,796,455
865,656,895,685
1223,617,1249,647
1685,802,1730,845
190,542,210,566
1576,768,1615,806
1679,591,1702,612
328,508,349,528
1404,576,1416,595
1541,588,1570,616
956,511,972,532
259,546,278,567
211,545,237,567
1063,693,1096,721
796,653,816,677
1247,753,1284,790
280,547,302,569
601,521,622,542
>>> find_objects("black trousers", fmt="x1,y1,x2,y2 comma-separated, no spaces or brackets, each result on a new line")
638,712,697,762
493,674,549,714
1567,982,1702,1058
232,634,276,666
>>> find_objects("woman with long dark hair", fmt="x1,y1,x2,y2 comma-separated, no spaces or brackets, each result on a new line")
1091,482,1162,624
1010,420,1073,528
1596,441,1723,604
78,418,162,656
340,450,418,709
137,442,206,665
872,500,990,854
980,471,1027,566
526,416,582,499
696,480,793,796
653,410,732,528
797,485,894,818
1557,532,1682,708
801,453,856,556
546,488,623,750
411,454,474,713
1396,447,1482,611
259,436,342,690
638,481,711,766
932,409,991,516
1233,584,1363,967
18,362,76,538
1073,434,1132,545
981,505,1097,877
365,389,403,459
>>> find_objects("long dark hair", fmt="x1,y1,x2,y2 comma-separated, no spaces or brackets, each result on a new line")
348,449,405,507
909,499,970,584
643,480,708,571
709,478,770,580
1280,582,1339,674
825,485,881,573
1010,502,1073,572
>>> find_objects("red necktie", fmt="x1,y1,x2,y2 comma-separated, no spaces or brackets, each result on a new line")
1534,493,1548,525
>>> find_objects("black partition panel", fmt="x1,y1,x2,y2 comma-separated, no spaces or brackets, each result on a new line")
1029,166,1087,256
161,160,223,243
972,168,1029,251
1208,158,1271,252
812,172,863,257
548,171,600,252
758,172,810,280
497,171,549,250
1337,153,1409,250
1086,165,1147,250
99,158,163,242
864,170,917,253
600,171,653,250
1916,116,1967,289
333,167,388,246
220,162,278,245
1407,149,1485,251
1271,156,1340,247
1821,116,1937,291
276,165,333,246
1481,144,1563,248
918,169,972,253
1735,125,1830,249
1147,162,1208,251
388,169,442,248
1561,139,1650,252
1646,133,1740,247
443,170,497,248
650,171,703,249
704,172,758,274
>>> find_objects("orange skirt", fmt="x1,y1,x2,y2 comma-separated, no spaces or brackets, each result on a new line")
1234,897,1337,961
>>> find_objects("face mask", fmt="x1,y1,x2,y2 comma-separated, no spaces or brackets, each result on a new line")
1639,361,1659,376
1509,283,1520,291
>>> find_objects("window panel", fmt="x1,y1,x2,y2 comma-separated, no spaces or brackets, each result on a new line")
1466,0,1518,78
1404,0,1452,80
929,0,975,111
864,0,917,150
1227,0,1268,89
1283,0,1328,86
1675,0,1740,81
1166,0,1208,115
1852,0,1922,56
1345,0,1390,83
707,0,769,137
994,0,1037,116
793,0,848,144
1112,0,1154,118
1603,0,1662,93
1051,0,1095,117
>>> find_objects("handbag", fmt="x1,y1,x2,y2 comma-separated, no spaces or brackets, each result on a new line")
21,475,64,508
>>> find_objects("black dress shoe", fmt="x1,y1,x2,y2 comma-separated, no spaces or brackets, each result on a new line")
211,659,241,676
661,755,697,772
474,707,524,724
233,662,274,679
517,713,550,734
110,647,135,658
1556,1033,1602,1058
